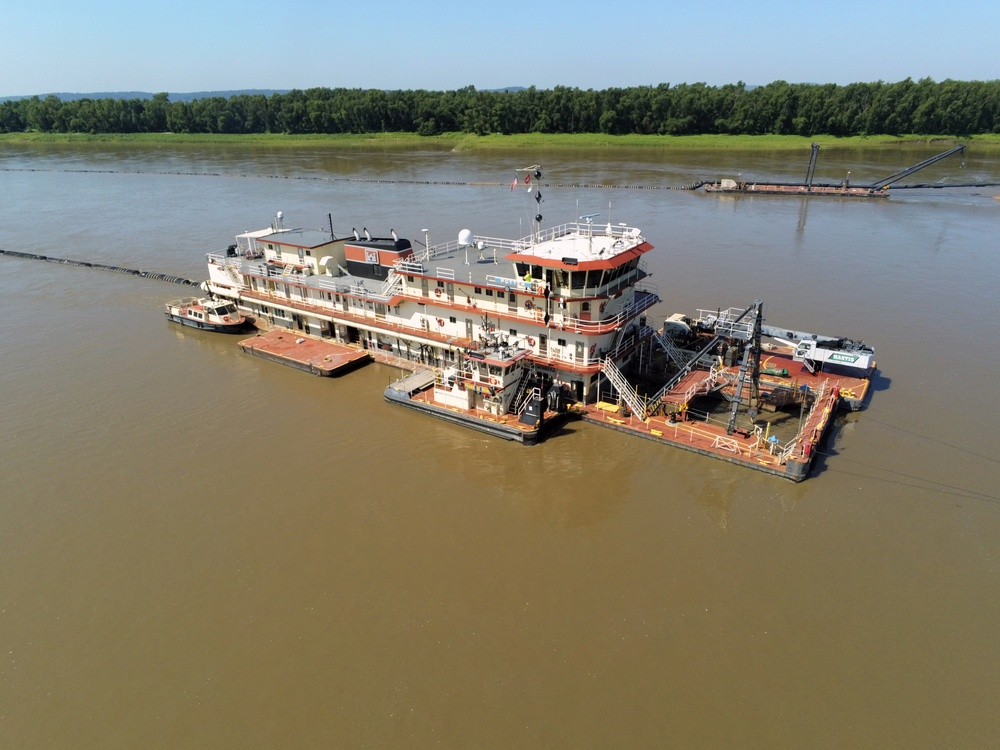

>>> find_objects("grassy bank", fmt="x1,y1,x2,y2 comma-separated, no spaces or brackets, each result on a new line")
2,131,998,150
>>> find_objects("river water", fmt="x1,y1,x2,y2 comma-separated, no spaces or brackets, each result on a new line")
1,142,999,748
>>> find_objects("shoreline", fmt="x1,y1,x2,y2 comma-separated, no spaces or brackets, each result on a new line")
2,131,998,151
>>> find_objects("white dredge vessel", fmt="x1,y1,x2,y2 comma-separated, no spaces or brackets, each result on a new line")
200,168,875,480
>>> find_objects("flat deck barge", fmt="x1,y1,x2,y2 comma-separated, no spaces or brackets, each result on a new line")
579,347,870,481
238,330,371,376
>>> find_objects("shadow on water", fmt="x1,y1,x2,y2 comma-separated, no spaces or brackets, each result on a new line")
870,368,891,392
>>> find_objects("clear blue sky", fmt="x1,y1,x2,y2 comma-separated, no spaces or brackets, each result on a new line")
4,0,998,96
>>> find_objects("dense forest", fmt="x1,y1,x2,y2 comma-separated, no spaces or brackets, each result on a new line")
2,79,997,137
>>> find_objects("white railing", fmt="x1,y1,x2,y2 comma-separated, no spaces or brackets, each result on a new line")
515,386,542,415
416,222,644,262
395,259,426,275
601,358,647,419
556,288,660,333
648,325,690,369
379,273,404,298
697,306,756,341
777,379,831,464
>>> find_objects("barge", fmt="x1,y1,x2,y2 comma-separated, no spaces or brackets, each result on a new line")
238,329,371,376
700,142,965,198
704,179,887,197
200,167,875,481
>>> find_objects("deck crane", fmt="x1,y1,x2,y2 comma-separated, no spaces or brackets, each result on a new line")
804,143,820,190
761,324,875,376
868,144,965,189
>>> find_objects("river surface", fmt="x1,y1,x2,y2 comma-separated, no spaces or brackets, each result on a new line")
1,142,999,748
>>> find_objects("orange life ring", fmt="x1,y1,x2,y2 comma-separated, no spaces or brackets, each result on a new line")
436,318,445,327
525,300,533,310
223,315,231,322
434,288,442,297
490,375,500,386
526,336,536,347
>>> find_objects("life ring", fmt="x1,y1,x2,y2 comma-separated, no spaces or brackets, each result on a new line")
223,315,230,322
526,336,536,347
434,288,442,297
589,344,597,358
525,300,533,311
490,375,500,386
599,302,606,313
436,318,445,327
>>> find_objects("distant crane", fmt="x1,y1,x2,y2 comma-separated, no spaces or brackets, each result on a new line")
868,144,966,189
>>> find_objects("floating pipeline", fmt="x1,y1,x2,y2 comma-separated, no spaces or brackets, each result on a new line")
0,249,201,286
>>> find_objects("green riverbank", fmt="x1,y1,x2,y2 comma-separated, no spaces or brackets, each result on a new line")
2,131,999,151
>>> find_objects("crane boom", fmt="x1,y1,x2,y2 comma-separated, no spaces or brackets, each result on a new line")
872,145,965,189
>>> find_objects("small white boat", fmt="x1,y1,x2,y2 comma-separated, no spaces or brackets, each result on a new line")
164,297,246,333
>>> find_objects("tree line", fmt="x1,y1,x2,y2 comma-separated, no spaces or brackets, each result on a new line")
2,79,998,137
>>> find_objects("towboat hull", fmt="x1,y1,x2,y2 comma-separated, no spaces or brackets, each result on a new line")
165,311,247,333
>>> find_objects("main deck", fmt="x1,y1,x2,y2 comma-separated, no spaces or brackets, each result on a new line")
581,348,871,481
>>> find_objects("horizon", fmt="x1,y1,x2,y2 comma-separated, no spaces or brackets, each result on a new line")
2,1,999,100
4,76,997,105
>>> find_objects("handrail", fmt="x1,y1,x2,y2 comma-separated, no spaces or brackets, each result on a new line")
601,358,647,419
557,288,660,333
647,325,689,369
416,222,645,262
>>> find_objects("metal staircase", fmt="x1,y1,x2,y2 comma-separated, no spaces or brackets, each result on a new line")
511,367,537,415
223,261,243,286
379,272,404,299
601,358,648,419
647,325,690,369
648,334,723,408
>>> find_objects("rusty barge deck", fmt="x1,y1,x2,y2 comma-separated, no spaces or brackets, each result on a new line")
238,329,371,376
580,348,871,481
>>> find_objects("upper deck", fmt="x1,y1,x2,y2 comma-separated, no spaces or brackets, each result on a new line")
211,219,655,306
413,220,651,276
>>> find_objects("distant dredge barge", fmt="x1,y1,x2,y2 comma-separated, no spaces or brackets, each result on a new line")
194,166,875,481
699,143,967,197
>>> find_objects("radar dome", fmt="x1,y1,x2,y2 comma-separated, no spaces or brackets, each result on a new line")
458,229,474,246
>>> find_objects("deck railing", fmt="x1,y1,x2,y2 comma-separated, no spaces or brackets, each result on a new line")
415,222,644,262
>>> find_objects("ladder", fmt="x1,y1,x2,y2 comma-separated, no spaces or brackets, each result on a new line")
601,358,648,420
648,325,690,369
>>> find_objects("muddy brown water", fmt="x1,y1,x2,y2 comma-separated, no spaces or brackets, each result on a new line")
2,143,999,748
